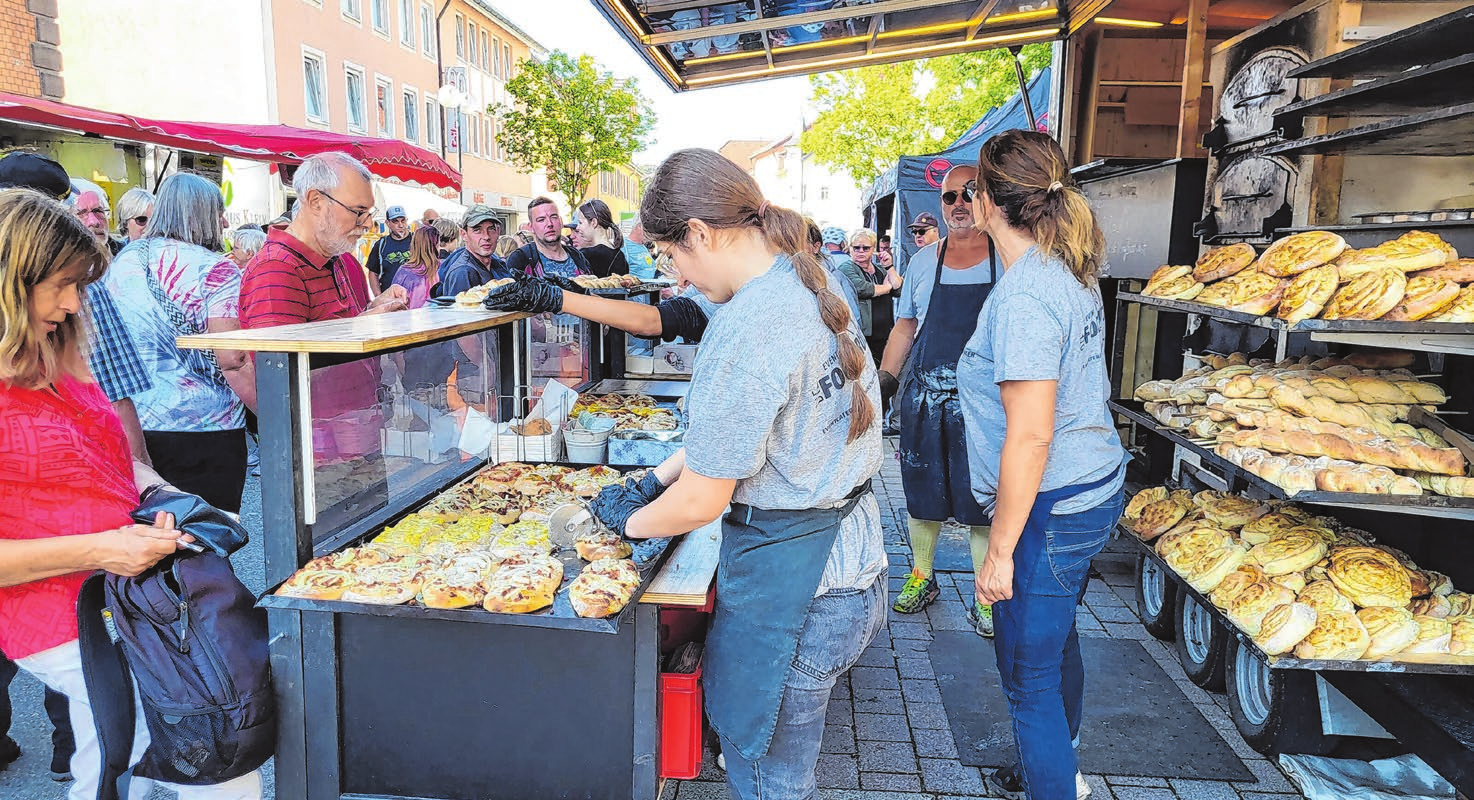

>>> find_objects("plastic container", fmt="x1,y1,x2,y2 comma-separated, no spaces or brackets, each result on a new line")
659,658,704,780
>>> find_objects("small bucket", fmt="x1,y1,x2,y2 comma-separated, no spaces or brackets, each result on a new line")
564,416,614,464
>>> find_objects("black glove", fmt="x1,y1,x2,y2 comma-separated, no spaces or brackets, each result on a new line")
589,476,653,537
631,470,668,504
879,370,900,401
544,274,588,295
484,275,564,314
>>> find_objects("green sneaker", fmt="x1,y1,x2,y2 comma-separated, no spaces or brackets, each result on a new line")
892,574,939,613
968,601,995,638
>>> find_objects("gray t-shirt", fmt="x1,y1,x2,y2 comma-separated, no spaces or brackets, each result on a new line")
895,240,996,328
680,284,721,320
958,246,1125,516
684,256,886,592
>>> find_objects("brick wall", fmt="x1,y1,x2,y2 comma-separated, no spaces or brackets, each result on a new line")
0,0,61,98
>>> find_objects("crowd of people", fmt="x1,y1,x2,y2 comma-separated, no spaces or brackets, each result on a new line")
0,126,1123,800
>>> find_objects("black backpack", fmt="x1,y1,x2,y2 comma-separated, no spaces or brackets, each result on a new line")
78,489,273,799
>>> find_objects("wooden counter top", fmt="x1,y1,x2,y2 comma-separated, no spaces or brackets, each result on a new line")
642,518,720,607
176,307,529,355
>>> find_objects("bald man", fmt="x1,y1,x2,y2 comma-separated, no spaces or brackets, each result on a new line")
879,165,1000,636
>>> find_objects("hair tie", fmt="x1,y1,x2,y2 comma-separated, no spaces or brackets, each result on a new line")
1048,181,1064,193
757,201,769,220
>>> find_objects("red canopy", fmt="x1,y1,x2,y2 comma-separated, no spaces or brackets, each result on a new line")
0,91,461,191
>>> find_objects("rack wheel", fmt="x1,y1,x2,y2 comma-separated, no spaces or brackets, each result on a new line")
1225,638,1340,757
1174,589,1228,690
1135,552,1177,641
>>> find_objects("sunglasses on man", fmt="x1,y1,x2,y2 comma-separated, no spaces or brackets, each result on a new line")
940,182,976,207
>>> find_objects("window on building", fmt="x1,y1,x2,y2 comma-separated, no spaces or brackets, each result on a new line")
455,13,465,56
467,23,477,66
490,37,500,78
370,0,389,34
403,88,419,142
303,49,328,123
482,117,490,158
425,99,439,147
341,0,361,22
398,0,414,47
420,4,434,56
375,76,393,136
344,65,367,133
481,31,490,73
820,186,830,200
469,114,479,155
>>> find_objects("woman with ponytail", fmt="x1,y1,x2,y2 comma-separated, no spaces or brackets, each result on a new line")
958,129,1127,800
586,148,887,800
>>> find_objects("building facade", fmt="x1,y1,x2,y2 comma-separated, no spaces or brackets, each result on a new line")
588,163,644,223
56,0,546,226
0,0,61,99
726,136,862,232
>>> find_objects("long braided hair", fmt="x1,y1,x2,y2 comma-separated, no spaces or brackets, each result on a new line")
640,148,874,442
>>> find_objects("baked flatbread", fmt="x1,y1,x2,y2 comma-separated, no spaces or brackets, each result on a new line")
1257,231,1348,278
1276,264,1338,325
1412,257,1474,284
1334,231,1456,281
1320,269,1407,320
1425,285,1474,323
1382,276,1461,322
1143,265,1204,300
1193,243,1257,283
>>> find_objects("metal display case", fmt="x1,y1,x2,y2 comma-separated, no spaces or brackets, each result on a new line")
179,308,713,800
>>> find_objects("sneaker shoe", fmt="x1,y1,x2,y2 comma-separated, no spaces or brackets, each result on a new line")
0,736,19,771
967,601,995,638
892,573,939,613
716,752,726,771
987,765,1090,800
50,748,72,782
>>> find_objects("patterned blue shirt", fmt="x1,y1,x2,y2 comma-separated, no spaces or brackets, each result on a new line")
83,283,152,403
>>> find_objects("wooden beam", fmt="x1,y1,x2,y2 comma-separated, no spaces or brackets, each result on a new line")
1177,0,1210,157
762,30,774,68
867,13,883,53
966,0,1006,38
642,0,953,45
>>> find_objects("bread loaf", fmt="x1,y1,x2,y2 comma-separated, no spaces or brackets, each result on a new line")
1298,580,1355,614
1410,595,1453,619
1334,231,1457,280
1210,565,1267,608
1194,243,1258,283
1258,231,1348,278
1183,544,1250,593
1277,264,1339,325
1426,286,1474,322
1382,276,1462,322
1328,547,1413,608
1294,610,1370,660
1358,607,1419,659
1449,617,1474,656
1144,265,1205,300
1401,615,1453,655
1255,602,1318,656
1411,472,1474,497
1227,582,1296,637
1321,269,1407,320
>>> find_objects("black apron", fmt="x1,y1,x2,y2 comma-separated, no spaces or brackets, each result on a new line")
898,236,996,525
704,482,872,761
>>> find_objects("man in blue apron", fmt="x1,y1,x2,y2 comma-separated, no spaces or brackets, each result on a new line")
877,165,998,635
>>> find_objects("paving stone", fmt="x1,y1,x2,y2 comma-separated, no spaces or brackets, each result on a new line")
823,723,857,755
918,758,988,795
857,741,918,774
891,638,932,657
1103,622,1152,640
817,753,861,789
818,790,933,800
1193,701,1263,762
1233,758,1297,794
904,700,949,730
900,678,942,704
927,602,973,632
832,679,852,700
1238,794,1304,800
857,646,896,669
896,656,935,680
674,781,729,800
1079,627,1113,638
1109,786,1178,800
1083,774,1116,799
888,621,932,641
860,772,925,792
851,666,902,691
1093,605,1143,623
1170,778,1243,800
1106,775,1170,787
912,727,958,759
854,712,912,742
828,695,854,721
853,688,906,716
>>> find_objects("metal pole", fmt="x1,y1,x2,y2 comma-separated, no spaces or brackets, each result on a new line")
1008,45,1037,131
458,107,465,205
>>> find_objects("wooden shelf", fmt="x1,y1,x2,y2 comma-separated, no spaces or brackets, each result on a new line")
1289,5,1474,80
1276,53,1474,123
177,307,530,355
1098,80,1214,87
1262,103,1474,158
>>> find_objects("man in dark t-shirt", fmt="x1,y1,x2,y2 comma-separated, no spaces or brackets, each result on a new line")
365,205,413,289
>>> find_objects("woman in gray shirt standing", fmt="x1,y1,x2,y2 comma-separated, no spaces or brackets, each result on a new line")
956,129,1127,800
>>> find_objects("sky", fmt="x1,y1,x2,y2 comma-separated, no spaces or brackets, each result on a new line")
489,0,813,163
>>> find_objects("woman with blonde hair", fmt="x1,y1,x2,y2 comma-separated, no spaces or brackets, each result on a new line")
493,234,521,260
836,227,901,367
586,148,886,800
958,129,1126,800
391,225,443,309
0,189,262,800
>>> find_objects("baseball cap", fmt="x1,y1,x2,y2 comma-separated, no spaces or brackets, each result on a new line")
463,204,501,228
386,205,407,220
906,212,939,233
820,226,847,246
0,151,70,198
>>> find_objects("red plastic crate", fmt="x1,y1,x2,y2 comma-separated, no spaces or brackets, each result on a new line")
659,658,704,780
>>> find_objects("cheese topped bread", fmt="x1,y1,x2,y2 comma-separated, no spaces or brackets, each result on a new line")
1327,546,1413,608
1334,231,1456,281
1294,610,1369,660
1276,264,1338,325
1193,243,1257,283
1358,607,1419,659
1258,231,1348,278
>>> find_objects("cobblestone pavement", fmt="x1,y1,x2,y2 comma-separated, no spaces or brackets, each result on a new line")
2,441,1308,799
663,441,1310,800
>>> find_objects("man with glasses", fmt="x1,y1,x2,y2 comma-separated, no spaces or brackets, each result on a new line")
69,177,126,255
906,211,941,252
879,165,999,636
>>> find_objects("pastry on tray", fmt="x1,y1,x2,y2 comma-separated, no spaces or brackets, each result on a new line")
1297,580,1355,615
1327,546,1413,608
1257,231,1348,278
1334,231,1457,281
1382,276,1462,322
1293,610,1369,660
1412,256,1474,283
574,529,633,561
482,556,564,614
1320,268,1407,320
1425,286,1474,322
1193,243,1257,283
1276,264,1338,325
1358,607,1418,659
1255,602,1317,656
1142,265,1204,300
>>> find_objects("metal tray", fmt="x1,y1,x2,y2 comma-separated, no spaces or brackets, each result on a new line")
260,460,676,634
1112,400,1474,520
1119,291,1474,335
1122,530,1474,676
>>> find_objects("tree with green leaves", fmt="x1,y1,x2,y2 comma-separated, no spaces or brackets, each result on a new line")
492,51,656,203
800,44,1052,186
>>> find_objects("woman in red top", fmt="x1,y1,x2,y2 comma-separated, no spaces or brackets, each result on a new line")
0,190,260,800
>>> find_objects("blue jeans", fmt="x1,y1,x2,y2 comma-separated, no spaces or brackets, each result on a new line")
993,490,1124,800
721,577,887,800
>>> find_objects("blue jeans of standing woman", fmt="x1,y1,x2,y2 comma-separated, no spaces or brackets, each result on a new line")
720,577,887,800
993,489,1125,800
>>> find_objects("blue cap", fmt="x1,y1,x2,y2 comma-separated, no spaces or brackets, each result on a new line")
821,226,847,246
386,205,407,220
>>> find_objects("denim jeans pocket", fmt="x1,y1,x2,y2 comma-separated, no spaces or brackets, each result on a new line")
790,580,884,689
1043,492,1125,594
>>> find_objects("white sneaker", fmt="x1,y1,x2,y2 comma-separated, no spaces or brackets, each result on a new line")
1077,771,1091,799
716,752,726,771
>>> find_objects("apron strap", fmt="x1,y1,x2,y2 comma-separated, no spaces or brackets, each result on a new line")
915,235,995,345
